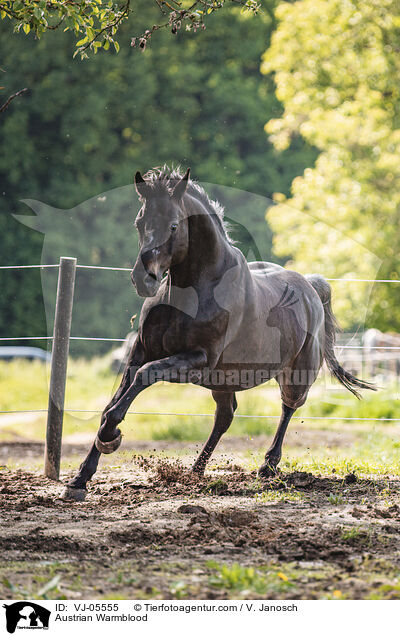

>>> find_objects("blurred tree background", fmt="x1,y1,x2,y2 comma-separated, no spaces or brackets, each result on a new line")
2,0,399,355
263,0,400,330
0,0,316,353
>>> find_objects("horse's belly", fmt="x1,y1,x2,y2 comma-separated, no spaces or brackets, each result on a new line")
220,323,283,366
192,358,280,392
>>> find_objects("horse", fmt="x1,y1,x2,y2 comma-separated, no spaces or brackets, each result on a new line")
62,167,375,501
363,328,400,380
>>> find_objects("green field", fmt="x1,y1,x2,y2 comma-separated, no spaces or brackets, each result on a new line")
1,358,400,477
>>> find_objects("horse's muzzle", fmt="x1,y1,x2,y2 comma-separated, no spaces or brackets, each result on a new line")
131,268,160,297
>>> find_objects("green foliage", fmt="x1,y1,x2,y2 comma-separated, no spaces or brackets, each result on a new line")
0,1,315,352
327,491,343,505
0,1,263,58
0,0,130,58
262,0,400,330
341,526,371,545
207,561,294,595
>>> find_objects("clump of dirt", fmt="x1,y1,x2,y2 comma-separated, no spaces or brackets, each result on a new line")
127,454,258,500
345,473,358,485
266,470,348,492
152,458,199,485
213,508,259,528
177,504,208,515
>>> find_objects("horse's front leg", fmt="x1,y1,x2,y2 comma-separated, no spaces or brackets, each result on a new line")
61,339,145,500
62,349,208,500
96,349,208,446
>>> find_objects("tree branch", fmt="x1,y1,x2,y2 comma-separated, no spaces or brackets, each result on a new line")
0,0,260,55
0,87,28,113
77,0,131,54
131,0,259,49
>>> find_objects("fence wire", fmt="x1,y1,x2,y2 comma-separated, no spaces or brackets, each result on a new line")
2,263,400,282
1,335,400,350
0,409,399,422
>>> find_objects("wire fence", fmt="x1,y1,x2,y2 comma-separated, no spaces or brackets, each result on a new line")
2,335,400,349
1,261,400,425
1,408,400,422
2,262,400,281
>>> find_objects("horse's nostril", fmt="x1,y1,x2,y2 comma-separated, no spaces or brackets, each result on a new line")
147,272,157,282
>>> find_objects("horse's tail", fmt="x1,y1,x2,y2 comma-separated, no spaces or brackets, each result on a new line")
306,274,376,398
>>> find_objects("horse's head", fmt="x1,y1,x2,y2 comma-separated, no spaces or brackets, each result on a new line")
131,168,190,297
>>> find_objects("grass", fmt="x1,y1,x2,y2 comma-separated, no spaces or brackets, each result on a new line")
1,359,398,432
2,566,65,601
202,478,229,495
0,358,279,442
306,385,400,421
0,559,296,600
206,562,295,597
2,357,400,480
255,488,305,504
276,432,400,477
328,492,344,505
341,527,371,544
370,581,400,600
4,555,400,601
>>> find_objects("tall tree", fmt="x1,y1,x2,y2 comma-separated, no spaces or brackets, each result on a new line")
263,0,400,330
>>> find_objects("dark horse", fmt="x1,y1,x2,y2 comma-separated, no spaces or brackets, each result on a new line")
62,167,375,500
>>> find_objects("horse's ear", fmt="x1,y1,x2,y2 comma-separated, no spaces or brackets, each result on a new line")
134,171,148,199
172,168,190,202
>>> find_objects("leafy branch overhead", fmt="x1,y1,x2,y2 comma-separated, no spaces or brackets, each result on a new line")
0,0,261,57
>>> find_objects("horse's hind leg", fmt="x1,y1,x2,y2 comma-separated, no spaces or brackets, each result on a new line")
61,339,145,500
192,391,237,475
258,403,295,479
259,348,319,479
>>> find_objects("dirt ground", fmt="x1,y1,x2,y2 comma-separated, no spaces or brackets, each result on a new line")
1,438,400,600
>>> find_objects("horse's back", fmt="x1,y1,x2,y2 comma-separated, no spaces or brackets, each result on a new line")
248,261,284,277
248,261,324,311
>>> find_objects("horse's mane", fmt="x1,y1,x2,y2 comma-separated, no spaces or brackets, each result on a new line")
143,165,232,242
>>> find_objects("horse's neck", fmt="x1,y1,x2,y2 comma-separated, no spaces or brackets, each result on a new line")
170,196,235,288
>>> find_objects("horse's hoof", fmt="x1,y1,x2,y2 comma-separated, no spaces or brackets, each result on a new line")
258,462,278,480
60,486,87,502
95,431,122,454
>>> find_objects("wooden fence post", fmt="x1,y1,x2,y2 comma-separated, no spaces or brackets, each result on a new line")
44,256,77,480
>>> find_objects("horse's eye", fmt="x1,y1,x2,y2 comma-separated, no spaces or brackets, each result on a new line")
170,223,178,232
